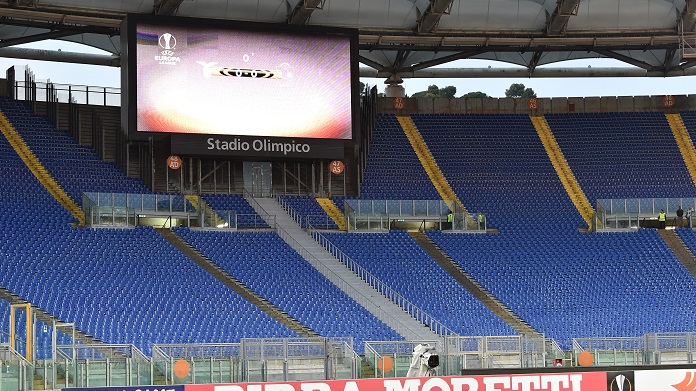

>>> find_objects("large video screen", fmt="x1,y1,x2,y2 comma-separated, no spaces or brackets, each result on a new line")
133,20,354,140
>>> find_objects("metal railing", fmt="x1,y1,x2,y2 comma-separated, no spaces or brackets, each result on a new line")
275,196,304,226
13,80,120,107
0,344,32,391
274,223,432,341
597,197,696,230
308,226,457,338
242,189,277,228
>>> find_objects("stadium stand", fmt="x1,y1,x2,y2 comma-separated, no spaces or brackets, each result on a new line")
0,97,149,202
427,229,696,345
411,113,585,231
0,115,295,358
360,115,440,200
545,112,696,203
400,113,696,345
321,230,515,337
174,228,401,350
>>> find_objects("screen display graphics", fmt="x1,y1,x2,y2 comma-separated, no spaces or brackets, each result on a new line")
135,22,353,140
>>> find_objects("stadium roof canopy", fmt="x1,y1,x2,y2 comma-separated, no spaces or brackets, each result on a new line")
0,0,696,82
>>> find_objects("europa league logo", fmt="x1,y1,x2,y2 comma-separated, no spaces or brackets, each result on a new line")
159,33,176,50
610,374,632,391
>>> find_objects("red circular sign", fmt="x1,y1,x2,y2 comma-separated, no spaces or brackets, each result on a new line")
330,160,344,175
528,98,539,110
393,97,405,110
663,95,675,107
167,155,182,170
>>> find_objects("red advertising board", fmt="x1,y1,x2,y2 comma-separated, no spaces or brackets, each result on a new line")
185,371,607,391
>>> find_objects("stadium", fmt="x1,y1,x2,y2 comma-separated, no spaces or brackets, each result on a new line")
0,1,695,391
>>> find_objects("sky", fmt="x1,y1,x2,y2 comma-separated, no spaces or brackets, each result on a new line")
0,40,694,98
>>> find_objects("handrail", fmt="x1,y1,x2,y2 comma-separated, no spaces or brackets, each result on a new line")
276,195,304,226
243,188,276,227
274,223,428,341
0,344,33,367
307,224,457,338
151,344,172,360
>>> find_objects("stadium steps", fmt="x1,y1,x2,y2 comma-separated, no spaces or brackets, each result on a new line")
251,196,444,343
185,195,226,226
530,116,594,228
408,231,542,337
0,112,85,226
396,116,469,217
154,228,318,338
666,113,696,186
316,198,347,230
658,230,696,280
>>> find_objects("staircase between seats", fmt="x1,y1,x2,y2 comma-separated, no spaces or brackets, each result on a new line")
0,112,84,225
316,198,347,230
396,116,468,216
409,232,541,336
530,116,594,228
155,228,318,337
666,113,696,186
658,230,696,280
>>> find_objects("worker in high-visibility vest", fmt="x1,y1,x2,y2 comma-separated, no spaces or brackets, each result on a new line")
478,211,486,230
658,209,666,229
447,212,453,230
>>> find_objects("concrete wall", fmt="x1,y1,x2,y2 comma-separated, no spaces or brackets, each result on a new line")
378,95,696,115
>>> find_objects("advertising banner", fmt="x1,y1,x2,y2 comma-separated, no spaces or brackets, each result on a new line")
63,387,185,391
184,372,607,391
635,368,696,391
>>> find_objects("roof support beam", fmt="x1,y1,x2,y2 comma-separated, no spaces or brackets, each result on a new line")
407,50,482,72
546,0,581,36
415,0,454,33
153,0,185,16
286,0,324,25
594,49,655,70
358,55,387,72
359,66,696,78
527,51,543,73
0,29,80,49
663,48,677,71
682,0,696,33
0,47,120,66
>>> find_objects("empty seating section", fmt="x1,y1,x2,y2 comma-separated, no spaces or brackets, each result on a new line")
0,226,296,356
173,228,401,350
0,114,294,357
427,229,696,345
322,231,514,336
0,97,149,202
411,113,585,231
277,195,337,229
407,113,696,344
545,112,696,202
360,115,440,199
201,194,268,227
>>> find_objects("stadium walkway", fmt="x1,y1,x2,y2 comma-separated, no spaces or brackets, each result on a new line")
253,197,444,344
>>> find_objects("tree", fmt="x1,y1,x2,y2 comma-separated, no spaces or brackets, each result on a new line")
439,86,457,98
505,83,537,98
411,84,458,98
359,81,366,93
462,91,489,98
